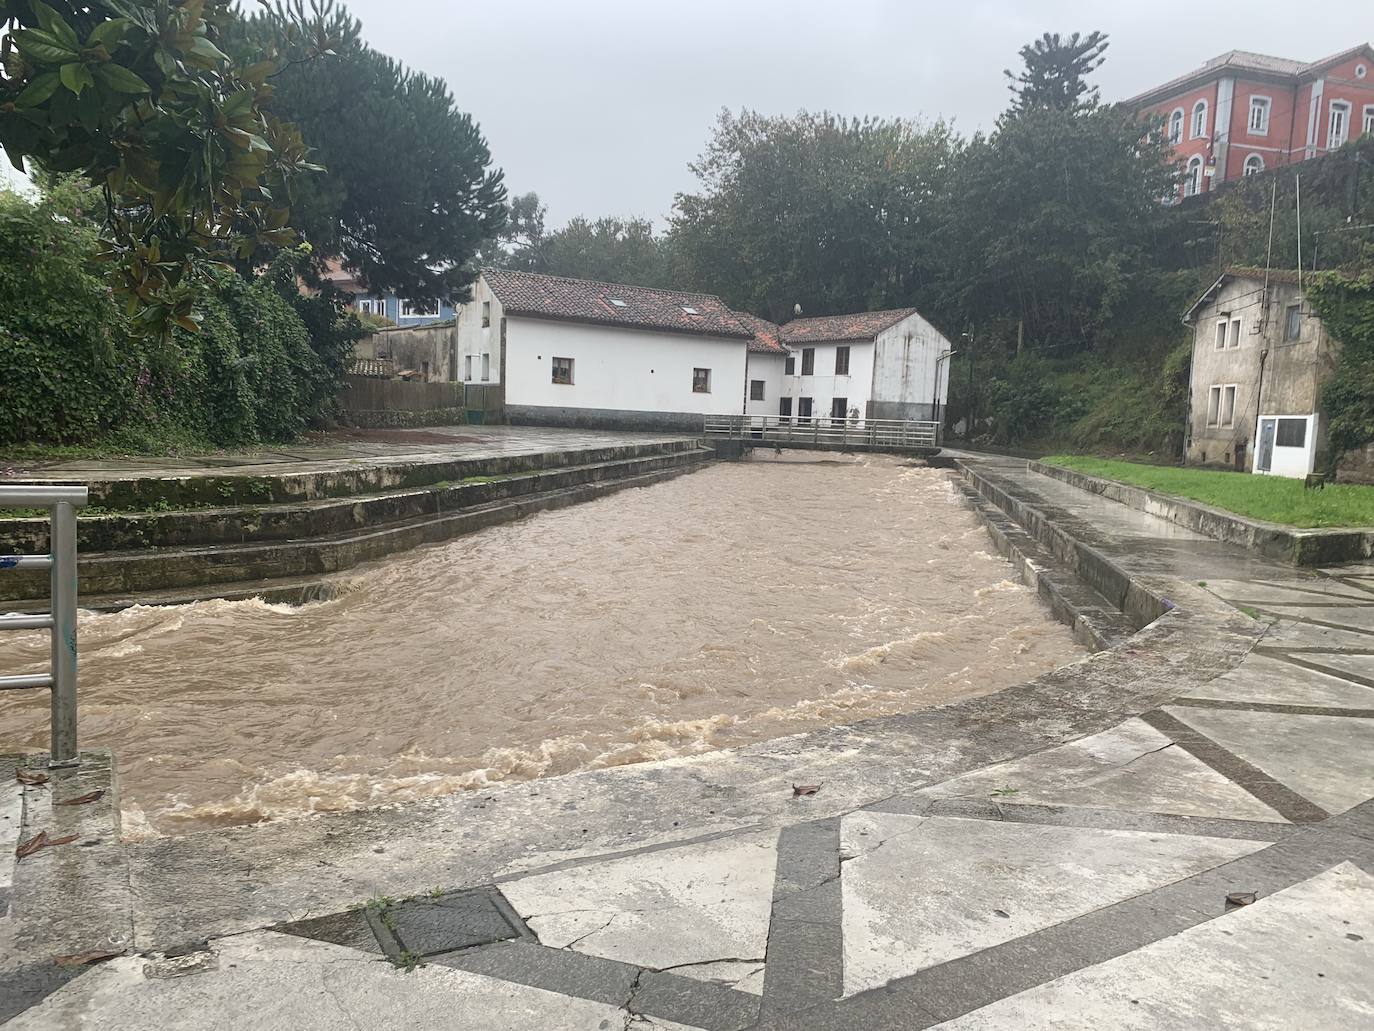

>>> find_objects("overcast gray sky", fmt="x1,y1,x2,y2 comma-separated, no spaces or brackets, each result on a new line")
341,0,1367,227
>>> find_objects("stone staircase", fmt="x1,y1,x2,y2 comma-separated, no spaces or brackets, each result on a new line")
0,442,714,608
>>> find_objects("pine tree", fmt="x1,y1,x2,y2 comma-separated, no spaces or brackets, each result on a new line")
1004,31,1110,117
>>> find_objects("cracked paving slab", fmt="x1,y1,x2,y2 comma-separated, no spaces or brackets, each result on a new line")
499,830,777,992
4,929,703,1031
838,811,1269,997
928,862,1374,1030
912,719,1286,823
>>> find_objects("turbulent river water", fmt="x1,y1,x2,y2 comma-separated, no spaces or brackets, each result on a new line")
0,455,1086,837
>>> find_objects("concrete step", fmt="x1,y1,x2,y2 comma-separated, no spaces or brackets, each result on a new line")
954,475,1141,651
1,447,710,555
1,450,713,605
6,438,705,511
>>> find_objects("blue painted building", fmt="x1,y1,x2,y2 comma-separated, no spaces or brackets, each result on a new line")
352,293,457,328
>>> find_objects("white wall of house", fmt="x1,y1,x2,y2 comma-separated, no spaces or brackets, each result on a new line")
745,352,786,416
455,277,505,385
779,341,876,419
869,312,954,421
504,316,748,420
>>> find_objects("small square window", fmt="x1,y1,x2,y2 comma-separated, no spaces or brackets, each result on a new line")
552,357,574,385
749,379,765,401
693,368,711,393
1276,418,1307,448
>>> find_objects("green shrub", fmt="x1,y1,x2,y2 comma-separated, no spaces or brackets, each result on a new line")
0,184,357,452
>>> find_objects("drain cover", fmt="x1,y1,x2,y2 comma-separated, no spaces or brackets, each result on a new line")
367,887,527,959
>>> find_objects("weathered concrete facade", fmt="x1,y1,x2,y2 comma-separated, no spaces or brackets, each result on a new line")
1185,269,1337,477
354,323,459,383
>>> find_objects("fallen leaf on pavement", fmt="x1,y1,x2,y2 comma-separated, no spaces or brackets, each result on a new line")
792,784,822,797
16,769,49,786
56,790,104,806
53,950,123,968
15,831,79,858
16,831,49,858
1225,891,1257,907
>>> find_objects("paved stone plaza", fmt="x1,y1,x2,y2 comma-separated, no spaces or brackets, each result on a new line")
4,457,1374,1029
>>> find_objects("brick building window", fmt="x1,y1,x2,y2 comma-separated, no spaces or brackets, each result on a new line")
1191,100,1208,139
552,357,573,385
1329,101,1351,149
1363,105,1374,137
1185,155,1203,197
1169,108,1184,144
1248,97,1270,134
1243,154,1265,176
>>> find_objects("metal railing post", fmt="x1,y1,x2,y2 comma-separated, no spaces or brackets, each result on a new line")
49,500,79,766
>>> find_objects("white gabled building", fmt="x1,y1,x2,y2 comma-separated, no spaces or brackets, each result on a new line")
452,269,953,431
775,309,955,423
456,269,753,431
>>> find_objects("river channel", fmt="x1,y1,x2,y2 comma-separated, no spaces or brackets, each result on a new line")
0,454,1086,836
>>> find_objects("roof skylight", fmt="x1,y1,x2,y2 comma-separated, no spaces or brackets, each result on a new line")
608,298,627,307
682,306,700,315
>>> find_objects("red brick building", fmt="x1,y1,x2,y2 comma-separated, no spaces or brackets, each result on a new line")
1124,44,1374,199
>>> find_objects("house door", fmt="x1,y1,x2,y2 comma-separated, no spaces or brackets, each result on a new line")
1256,419,1276,473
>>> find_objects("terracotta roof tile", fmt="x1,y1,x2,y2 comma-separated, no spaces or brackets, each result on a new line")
482,268,751,339
732,312,787,354
780,308,918,344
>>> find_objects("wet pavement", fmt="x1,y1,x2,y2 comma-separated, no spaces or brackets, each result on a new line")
5,457,1374,1030
2,426,697,482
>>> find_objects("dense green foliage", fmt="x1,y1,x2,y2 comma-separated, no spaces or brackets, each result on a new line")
670,110,959,323
0,183,359,449
1308,268,1374,470
236,1,506,305
0,0,326,335
1004,31,1108,116
1043,455,1374,528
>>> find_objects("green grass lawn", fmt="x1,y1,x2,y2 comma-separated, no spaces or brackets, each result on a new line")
1041,456,1374,529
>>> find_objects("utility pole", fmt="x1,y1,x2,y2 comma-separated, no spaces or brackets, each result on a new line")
962,328,976,440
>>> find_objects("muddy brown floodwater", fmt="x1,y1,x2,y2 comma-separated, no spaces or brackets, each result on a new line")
0,455,1086,837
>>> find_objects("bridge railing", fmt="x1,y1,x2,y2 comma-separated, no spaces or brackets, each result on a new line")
1,484,89,767
704,415,940,449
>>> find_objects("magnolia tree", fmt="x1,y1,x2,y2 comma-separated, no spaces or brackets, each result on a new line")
0,0,329,334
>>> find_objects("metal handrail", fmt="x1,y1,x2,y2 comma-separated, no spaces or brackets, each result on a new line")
704,414,940,447
1,484,88,767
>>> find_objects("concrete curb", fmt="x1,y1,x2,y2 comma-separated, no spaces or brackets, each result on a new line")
1031,460,1374,567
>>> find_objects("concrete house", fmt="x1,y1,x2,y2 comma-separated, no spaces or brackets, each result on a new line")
1184,267,1337,477
320,260,457,328
775,309,955,423
457,269,753,430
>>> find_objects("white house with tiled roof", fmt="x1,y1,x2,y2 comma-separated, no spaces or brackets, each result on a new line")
774,309,955,424
457,269,752,430
454,268,954,431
